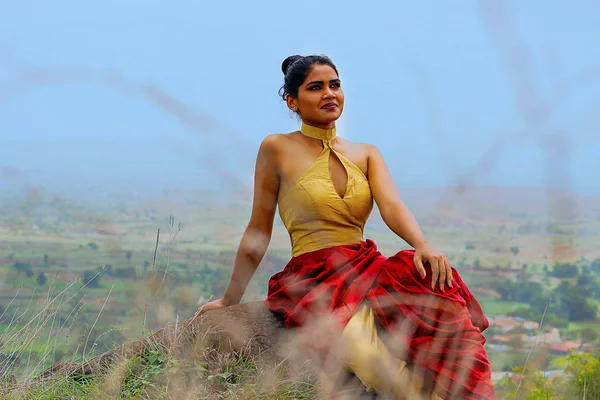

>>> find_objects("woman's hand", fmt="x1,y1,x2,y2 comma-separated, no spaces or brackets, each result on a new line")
193,298,230,318
413,243,454,292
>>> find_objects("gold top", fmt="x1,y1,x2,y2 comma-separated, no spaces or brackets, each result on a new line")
278,123,374,256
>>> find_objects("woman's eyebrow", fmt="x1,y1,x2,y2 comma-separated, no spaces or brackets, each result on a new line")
305,78,341,87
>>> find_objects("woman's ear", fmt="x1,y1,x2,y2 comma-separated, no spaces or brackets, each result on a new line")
286,94,298,112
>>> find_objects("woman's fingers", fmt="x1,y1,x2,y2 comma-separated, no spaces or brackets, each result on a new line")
438,256,447,292
430,257,440,291
415,255,427,279
446,258,454,289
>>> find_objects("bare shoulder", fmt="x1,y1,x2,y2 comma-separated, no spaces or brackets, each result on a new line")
338,137,380,158
260,133,287,148
366,143,385,163
257,133,294,155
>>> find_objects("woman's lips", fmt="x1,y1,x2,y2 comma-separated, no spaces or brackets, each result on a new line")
321,103,338,109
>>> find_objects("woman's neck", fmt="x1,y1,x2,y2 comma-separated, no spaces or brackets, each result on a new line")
300,122,336,141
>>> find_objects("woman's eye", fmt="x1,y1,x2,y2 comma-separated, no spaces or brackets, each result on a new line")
309,85,320,90
332,83,341,88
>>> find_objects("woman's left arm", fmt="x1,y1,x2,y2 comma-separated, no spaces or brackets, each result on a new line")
367,144,453,291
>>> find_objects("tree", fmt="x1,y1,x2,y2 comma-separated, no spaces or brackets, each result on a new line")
114,267,137,279
562,291,598,322
490,279,544,303
495,367,556,400
580,327,599,344
577,273,596,297
83,271,101,288
513,281,544,303
508,307,532,319
125,251,133,261
510,246,520,256
561,352,600,399
490,279,516,301
592,258,600,275
37,272,47,286
12,261,34,277
508,334,524,351
104,264,114,276
43,253,49,267
551,263,579,278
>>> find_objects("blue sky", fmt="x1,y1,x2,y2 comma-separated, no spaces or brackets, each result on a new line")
1,0,599,199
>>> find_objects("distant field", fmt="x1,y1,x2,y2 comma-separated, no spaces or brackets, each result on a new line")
1,186,600,383
487,349,562,372
568,321,600,334
479,299,530,315
488,350,528,372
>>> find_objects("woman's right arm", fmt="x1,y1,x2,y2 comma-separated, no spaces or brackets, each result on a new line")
197,135,281,313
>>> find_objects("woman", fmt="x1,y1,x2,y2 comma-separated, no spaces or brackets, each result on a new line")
197,54,495,399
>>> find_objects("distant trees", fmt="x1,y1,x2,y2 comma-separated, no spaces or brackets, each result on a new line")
576,273,596,297
195,264,230,297
592,258,600,275
114,267,137,279
101,265,137,279
82,271,101,288
551,263,579,278
490,280,544,304
496,352,600,399
560,289,598,322
534,280,598,323
510,246,520,256
37,272,47,286
580,327,599,344
507,307,532,319
492,264,599,323
12,262,34,278
562,353,600,399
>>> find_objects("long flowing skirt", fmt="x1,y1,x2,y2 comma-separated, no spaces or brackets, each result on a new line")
264,239,495,400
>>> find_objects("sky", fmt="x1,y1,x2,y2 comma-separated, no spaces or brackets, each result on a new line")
0,0,599,201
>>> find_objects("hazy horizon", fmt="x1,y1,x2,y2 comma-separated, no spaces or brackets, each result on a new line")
1,1,599,202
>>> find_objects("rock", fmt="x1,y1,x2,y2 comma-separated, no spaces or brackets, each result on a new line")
38,301,285,380
35,301,380,398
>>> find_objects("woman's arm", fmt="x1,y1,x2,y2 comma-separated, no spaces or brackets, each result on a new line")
198,135,280,312
367,144,453,291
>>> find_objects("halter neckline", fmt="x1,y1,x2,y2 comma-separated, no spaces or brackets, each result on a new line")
300,123,336,142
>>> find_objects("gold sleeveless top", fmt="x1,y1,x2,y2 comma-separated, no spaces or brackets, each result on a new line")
278,123,374,257
277,124,439,398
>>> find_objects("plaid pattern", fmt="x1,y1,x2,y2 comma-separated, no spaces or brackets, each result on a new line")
265,239,495,400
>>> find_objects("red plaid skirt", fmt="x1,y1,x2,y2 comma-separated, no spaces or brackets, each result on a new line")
265,239,495,400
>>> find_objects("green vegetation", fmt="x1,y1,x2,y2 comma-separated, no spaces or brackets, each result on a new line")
2,346,320,399
495,352,600,399
2,196,600,398
479,299,530,315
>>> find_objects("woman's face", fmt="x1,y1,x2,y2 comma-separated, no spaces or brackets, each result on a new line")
288,64,344,129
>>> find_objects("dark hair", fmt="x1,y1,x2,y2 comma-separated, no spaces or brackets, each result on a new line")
278,54,339,101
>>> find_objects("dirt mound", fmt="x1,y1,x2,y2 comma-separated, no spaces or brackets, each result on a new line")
39,301,285,380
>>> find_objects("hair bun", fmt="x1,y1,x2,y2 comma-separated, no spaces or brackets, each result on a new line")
282,55,303,75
